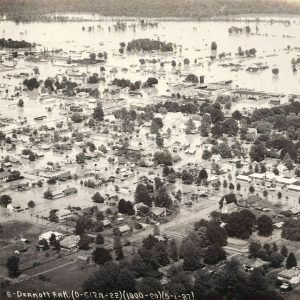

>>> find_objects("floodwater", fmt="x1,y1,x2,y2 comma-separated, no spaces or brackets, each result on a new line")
1,15,300,219
1,16,300,94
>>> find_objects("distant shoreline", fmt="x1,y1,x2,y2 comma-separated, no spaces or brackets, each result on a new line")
2,0,300,23
3,12,300,24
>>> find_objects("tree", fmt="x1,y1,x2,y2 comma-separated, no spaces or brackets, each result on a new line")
153,224,160,236
154,186,172,208
39,238,49,250
260,164,267,173
143,235,159,250
223,118,238,136
200,113,211,137
89,53,96,60
76,152,86,164
271,242,278,252
225,209,256,239
27,200,35,209
78,234,90,250
113,236,124,260
118,199,135,215
155,134,164,149
6,256,20,277
237,183,241,191
70,113,83,123
49,233,57,247
182,170,194,185
94,221,104,233
166,266,193,294
211,41,217,50
144,77,158,88
134,183,152,206
194,259,276,299
49,210,58,222
206,222,227,247
250,142,266,162
153,150,173,166
202,150,211,160
175,189,182,202
216,142,232,158
183,58,190,65
285,158,294,171
23,78,39,91
18,99,24,107
43,189,53,199
44,77,54,91
232,110,243,120
47,177,56,185
96,234,104,245
273,167,279,176
137,277,162,294
87,73,100,84
0,195,12,207
74,216,93,235
286,252,297,269
93,247,112,265
198,168,208,183
282,218,300,241
204,244,226,265
185,118,196,134
270,252,284,268
180,233,204,270
248,268,268,293
229,183,235,190
249,186,255,194
167,239,179,262
83,262,135,293
257,215,273,236
92,192,104,203
281,245,288,257
249,241,262,258
93,102,104,121
96,211,104,222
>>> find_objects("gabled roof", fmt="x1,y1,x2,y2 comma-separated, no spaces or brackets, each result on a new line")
151,207,166,216
243,257,269,269
119,225,131,233
278,268,300,279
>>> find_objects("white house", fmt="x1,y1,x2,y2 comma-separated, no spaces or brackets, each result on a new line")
118,225,131,235
39,231,64,241
276,176,297,187
222,202,238,214
211,154,222,163
236,175,251,183
60,235,80,250
278,268,300,285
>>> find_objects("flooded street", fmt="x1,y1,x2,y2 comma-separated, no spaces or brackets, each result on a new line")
1,15,300,221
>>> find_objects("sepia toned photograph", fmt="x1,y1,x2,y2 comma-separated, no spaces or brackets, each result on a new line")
0,0,300,299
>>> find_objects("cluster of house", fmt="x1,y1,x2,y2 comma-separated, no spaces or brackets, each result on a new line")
242,256,300,291
237,171,300,200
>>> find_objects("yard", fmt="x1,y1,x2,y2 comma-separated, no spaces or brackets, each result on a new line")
0,221,46,242
45,260,98,290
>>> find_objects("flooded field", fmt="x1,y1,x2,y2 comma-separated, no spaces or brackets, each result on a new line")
1,17,300,93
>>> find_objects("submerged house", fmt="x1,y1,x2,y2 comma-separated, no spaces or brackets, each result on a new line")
62,187,78,196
